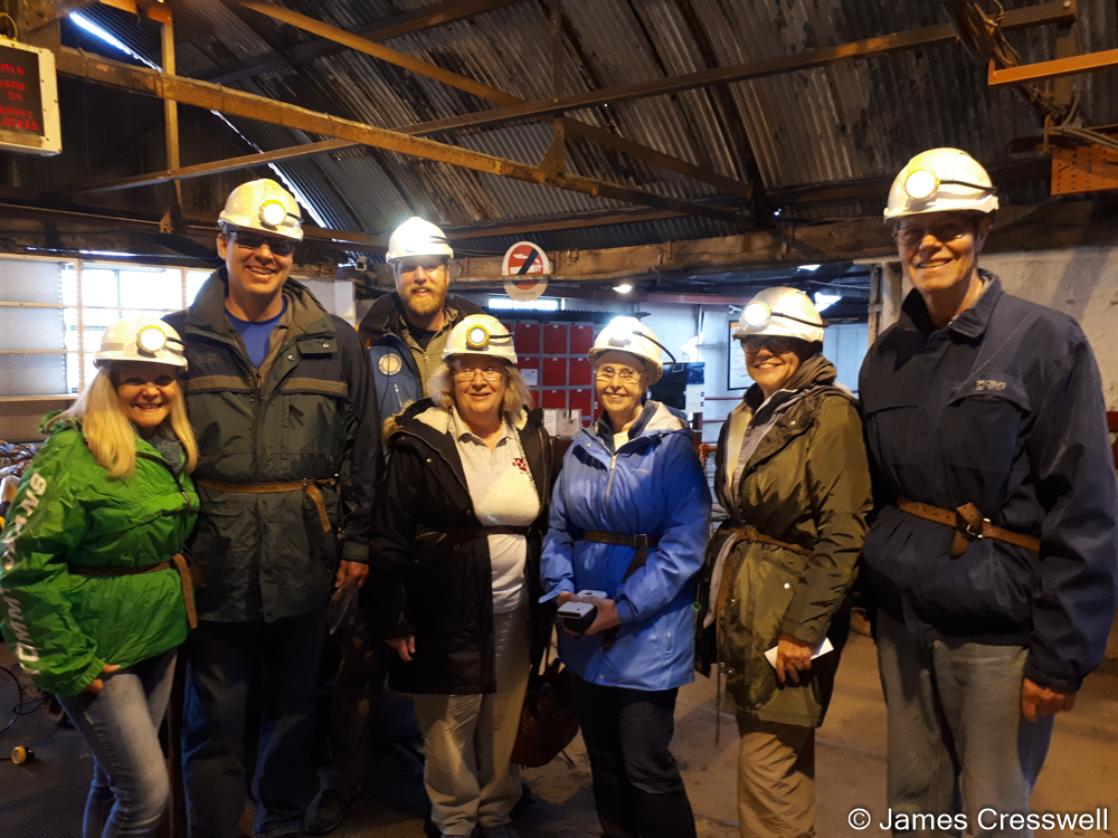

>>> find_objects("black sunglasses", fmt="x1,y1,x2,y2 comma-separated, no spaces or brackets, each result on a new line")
231,231,297,256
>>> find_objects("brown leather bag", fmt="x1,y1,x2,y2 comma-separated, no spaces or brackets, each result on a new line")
511,650,579,767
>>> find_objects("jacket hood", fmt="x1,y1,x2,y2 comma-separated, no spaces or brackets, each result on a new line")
744,353,842,412
401,398,535,435
584,399,689,453
358,292,483,342
184,268,336,340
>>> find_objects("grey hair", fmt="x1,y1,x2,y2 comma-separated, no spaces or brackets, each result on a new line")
429,360,533,420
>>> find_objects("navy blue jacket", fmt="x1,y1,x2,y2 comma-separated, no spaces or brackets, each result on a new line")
859,274,1118,692
358,293,482,422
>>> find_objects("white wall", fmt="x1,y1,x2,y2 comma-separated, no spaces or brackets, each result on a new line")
980,248,1118,410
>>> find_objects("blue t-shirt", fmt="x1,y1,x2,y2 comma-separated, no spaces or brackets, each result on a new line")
227,300,285,368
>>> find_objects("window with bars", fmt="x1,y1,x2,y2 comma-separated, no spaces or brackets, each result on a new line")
0,256,211,400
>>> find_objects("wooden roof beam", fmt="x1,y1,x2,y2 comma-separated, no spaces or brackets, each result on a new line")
400,1,1076,136
236,1,752,199
206,0,520,84
54,48,743,223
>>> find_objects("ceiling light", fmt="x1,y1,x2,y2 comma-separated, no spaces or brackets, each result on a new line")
814,291,841,313
613,282,633,295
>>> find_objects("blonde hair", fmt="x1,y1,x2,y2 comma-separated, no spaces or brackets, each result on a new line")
46,367,198,478
429,361,533,421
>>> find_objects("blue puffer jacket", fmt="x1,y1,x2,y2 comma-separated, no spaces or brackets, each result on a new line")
540,401,711,691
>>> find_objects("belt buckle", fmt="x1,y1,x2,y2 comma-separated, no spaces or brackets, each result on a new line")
963,516,991,540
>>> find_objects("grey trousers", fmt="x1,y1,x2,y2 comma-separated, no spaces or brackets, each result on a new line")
875,611,1055,837
412,606,530,837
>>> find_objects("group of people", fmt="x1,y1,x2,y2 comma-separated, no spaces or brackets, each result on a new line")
0,145,1115,838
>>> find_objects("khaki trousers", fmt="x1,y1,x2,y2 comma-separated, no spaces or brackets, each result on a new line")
737,715,816,837
412,606,530,837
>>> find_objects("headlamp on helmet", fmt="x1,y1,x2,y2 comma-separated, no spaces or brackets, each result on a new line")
465,324,492,350
137,325,169,356
741,301,819,333
259,199,290,230
902,169,995,204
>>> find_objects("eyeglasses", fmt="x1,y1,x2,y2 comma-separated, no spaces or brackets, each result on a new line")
231,231,297,256
116,373,176,388
595,365,642,384
453,365,505,384
893,219,974,248
742,335,800,355
397,257,448,274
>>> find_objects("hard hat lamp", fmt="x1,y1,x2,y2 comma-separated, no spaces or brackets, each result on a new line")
136,325,168,355
904,169,939,201
465,325,490,350
743,302,772,328
259,199,289,229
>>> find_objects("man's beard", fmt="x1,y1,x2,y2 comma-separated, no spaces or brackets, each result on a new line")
403,289,443,320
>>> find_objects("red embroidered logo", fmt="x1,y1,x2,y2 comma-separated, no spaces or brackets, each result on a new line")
512,457,529,474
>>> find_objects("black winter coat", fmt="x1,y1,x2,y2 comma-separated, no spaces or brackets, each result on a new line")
367,400,554,694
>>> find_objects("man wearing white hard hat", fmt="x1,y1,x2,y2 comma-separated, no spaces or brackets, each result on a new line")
369,314,552,838
358,216,483,422
166,178,380,838
694,290,870,836
859,148,1118,834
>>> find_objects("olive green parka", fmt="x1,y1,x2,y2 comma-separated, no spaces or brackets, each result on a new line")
696,356,871,727
0,423,197,697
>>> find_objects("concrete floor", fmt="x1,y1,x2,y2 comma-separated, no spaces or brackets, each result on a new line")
337,633,1118,837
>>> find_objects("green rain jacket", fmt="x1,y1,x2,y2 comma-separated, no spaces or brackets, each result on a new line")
0,423,197,697
696,356,871,727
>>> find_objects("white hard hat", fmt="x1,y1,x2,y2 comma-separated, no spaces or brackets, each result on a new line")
443,314,517,365
386,216,453,263
218,178,303,241
735,287,824,344
589,316,666,384
95,316,188,370
884,148,999,221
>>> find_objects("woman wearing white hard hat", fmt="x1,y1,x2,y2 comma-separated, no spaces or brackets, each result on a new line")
540,315,710,838
0,316,199,837
368,313,551,838
695,288,871,836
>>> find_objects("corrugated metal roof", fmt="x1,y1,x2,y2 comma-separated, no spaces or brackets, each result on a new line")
40,0,1118,253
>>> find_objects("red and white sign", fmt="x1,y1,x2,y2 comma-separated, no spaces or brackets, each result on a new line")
501,241,551,301
501,241,551,277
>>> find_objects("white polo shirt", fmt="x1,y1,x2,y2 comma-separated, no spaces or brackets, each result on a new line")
451,409,541,614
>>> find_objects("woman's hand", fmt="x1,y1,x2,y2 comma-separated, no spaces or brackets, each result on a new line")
386,635,416,662
774,635,813,685
582,597,621,637
83,663,120,695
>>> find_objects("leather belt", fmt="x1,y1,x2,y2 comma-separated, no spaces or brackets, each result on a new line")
897,499,1040,558
730,525,810,557
72,553,197,629
196,477,337,534
416,525,531,545
577,531,661,647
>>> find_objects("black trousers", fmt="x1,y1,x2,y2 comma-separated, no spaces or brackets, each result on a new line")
573,676,697,838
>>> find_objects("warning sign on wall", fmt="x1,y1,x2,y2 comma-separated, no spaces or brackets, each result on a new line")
0,37,61,156
501,241,551,301
501,241,551,277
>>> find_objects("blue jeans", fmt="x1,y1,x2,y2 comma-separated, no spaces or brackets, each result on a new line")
180,609,327,838
58,650,177,838
573,677,696,838
876,611,1055,837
